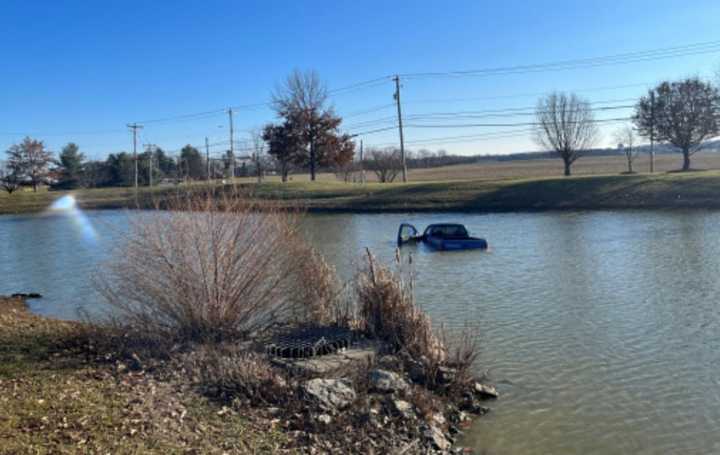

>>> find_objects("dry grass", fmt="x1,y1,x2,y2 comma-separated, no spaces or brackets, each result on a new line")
354,251,483,393
356,249,447,367
6,152,720,216
95,188,333,341
183,344,288,405
406,151,720,182
0,297,285,454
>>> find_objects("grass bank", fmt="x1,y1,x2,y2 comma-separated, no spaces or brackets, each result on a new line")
0,297,285,454
3,170,720,215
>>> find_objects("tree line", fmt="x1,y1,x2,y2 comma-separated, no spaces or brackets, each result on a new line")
535,77,720,176
0,140,219,193
3,73,719,193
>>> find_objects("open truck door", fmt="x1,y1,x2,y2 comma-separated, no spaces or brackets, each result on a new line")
397,223,420,247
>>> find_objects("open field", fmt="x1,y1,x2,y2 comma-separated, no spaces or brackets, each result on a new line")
406,151,720,182
3,152,720,215
230,151,720,183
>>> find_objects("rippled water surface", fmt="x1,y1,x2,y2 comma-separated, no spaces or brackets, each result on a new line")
2,209,720,454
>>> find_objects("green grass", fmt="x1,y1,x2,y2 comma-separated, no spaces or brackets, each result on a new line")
4,170,720,216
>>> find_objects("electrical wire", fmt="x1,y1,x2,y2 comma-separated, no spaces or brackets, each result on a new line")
399,40,720,79
406,117,632,129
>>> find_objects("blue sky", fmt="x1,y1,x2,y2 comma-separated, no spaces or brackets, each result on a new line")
1,0,720,160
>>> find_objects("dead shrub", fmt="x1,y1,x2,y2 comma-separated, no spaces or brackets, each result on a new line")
440,326,482,394
95,188,336,342
292,248,345,326
184,344,288,404
356,249,447,366
356,249,482,393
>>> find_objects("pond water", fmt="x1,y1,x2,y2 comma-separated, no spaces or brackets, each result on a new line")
2,208,720,454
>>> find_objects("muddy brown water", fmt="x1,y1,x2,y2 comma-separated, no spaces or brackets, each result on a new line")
2,209,720,454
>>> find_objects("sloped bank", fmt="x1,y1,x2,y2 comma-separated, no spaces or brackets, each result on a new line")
6,171,720,216
1,295,498,454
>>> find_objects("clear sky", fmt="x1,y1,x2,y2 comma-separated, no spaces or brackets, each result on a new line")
2,0,720,160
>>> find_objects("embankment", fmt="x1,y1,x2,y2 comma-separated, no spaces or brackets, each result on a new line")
3,171,720,215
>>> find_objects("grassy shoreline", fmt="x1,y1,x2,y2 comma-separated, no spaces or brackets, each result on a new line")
3,171,720,216
0,296,285,454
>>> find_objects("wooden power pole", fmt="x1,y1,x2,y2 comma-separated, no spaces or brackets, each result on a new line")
127,123,143,190
228,108,235,180
144,143,155,186
393,75,408,182
649,91,655,173
205,137,210,181
359,139,365,183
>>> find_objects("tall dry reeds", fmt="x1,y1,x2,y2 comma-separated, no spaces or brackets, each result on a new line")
356,249,447,366
95,188,336,341
355,249,482,391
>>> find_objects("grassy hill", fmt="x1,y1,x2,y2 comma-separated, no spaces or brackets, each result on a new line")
3,167,720,215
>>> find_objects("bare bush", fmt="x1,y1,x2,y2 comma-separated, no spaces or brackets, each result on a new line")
184,344,288,404
96,189,333,341
442,327,481,394
356,249,447,365
364,148,402,183
614,125,640,173
293,248,345,326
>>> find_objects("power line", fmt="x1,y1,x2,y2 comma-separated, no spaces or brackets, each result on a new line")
344,115,397,130
348,126,398,136
341,103,396,118
399,40,720,79
406,103,635,120
0,128,127,137
406,117,633,129
404,84,652,105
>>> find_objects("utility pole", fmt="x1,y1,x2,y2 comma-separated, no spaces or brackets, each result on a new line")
649,91,655,173
393,75,408,182
205,137,210,181
228,108,235,180
359,139,365,184
144,143,155,187
127,123,143,190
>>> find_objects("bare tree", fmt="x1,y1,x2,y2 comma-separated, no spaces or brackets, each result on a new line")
365,148,402,183
534,92,599,176
272,69,329,115
272,69,348,181
613,126,639,173
5,137,53,191
634,78,720,171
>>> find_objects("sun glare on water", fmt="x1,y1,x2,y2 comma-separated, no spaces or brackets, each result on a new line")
48,195,97,242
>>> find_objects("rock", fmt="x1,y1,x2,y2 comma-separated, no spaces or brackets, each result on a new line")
369,369,408,393
449,410,470,424
11,292,42,299
432,413,446,426
473,382,499,399
438,366,458,385
406,359,427,384
391,399,415,418
377,355,400,369
424,425,451,451
316,413,332,424
460,397,491,416
266,407,282,416
303,378,356,411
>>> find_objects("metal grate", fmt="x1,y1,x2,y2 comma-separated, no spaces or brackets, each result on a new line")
266,326,356,358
